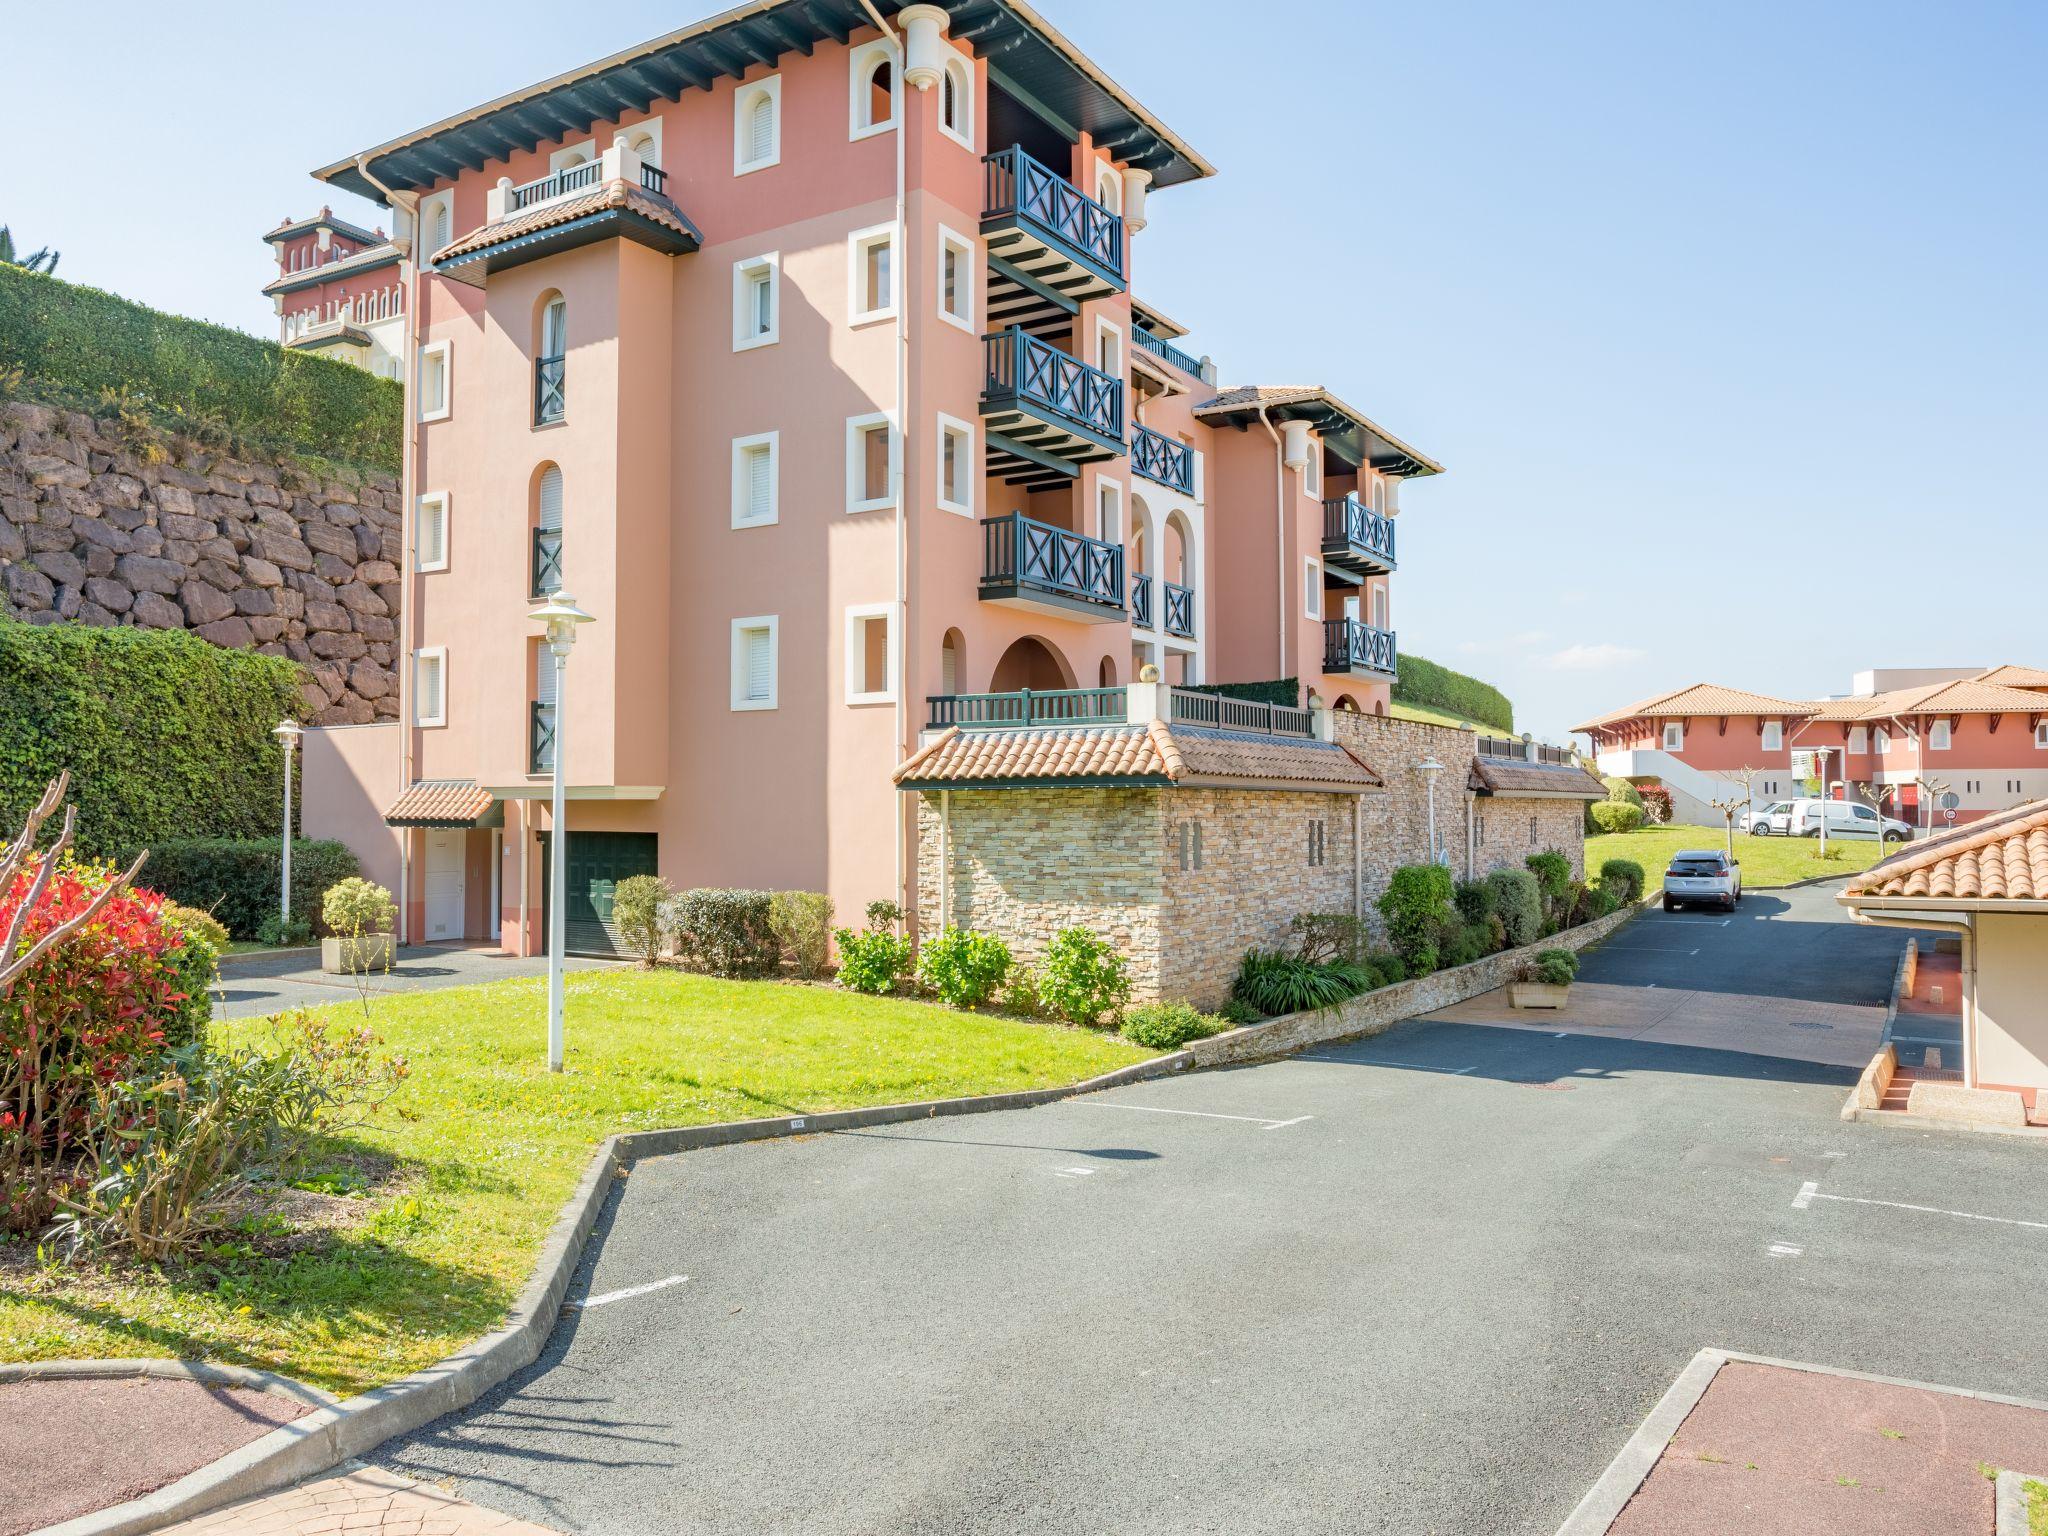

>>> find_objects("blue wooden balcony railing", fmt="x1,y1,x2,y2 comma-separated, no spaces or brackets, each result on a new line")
1130,572,1153,629
531,528,563,597
1131,424,1194,494
982,327,1125,446
530,701,556,774
1320,494,1397,573
1163,581,1194,639
926,688,1127,730
980,511,1126,613
983,145,1123,284
1167,687,1314,738
1323,619,1398,676
1132,326,1203,378
534,354,565,426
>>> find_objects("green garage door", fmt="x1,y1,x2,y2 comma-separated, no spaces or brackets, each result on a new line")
538,832,659,958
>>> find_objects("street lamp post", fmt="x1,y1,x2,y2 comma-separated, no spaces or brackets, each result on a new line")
529,592,594,1073
1418,756,1445,866
272,720,303,931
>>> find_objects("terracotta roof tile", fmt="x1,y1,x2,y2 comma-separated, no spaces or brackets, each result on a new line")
894,723,1382,791
1846,798,2048,902
1974,664,2048,691
260,242,402,296
1573,683,1811,733
431,179,700,264
1468,758,1609,798
384,779,496,827
1803,678,2048,722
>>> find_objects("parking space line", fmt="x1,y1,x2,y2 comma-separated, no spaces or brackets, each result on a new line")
1077,1101,1313,1130
567,1274,688,1311
1800,1191,2048,1233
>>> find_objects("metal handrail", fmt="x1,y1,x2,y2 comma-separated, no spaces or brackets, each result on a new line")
509,159,604,211
1321,494,1397,569
531,528,563,596
983,145,1123,277
927,689,1128,731
639,162,668,195
1163,581,1195,639
983,327,1124,443
1132,424,1194,494
1132,326,1202,378
980,511,1125,611
534,354,565,426
1323,619,1398,676
530,701,556,774
1130,572,1154,629
1476,734,1572,765
1168,687,1314,738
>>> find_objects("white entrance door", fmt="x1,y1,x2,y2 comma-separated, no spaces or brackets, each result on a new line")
424,831,466,942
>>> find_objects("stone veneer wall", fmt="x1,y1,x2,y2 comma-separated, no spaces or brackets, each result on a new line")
0,401,401,724
1475,798,1589,881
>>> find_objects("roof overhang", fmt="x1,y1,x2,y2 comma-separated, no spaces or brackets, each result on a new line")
262,248,402,297
288,327,375,353
483,784,666,801
1837,893,2047,917
1194,389,1444,478
264,214,383,247
383,780,504,828
314,0,1213,206
432,204,702,287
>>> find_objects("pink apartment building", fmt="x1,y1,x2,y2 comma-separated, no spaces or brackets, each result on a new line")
297,0,1442,955
1578,666,2048,832
262,209,407,377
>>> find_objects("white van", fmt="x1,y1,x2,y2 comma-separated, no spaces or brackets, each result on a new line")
1788,798,1911,843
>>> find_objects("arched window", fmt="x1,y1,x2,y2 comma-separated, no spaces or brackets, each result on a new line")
940,628,965,696
626,129,657,168
737,81,780,171
1098,655,1118,689
1097,166,1121,214
939,56,971,146
534,464,565,594
856,53,895,135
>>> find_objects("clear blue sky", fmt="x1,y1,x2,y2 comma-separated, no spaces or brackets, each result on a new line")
6,2,2043,741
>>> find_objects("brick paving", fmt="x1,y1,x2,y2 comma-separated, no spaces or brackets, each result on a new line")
159,1464,567,1535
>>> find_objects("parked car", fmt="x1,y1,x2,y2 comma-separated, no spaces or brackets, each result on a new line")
1788,798,1912,842
1742,801,1794,836
1663,849,1742,912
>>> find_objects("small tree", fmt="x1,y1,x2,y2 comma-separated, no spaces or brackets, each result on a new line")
611,875,674,968
0,226,59,275
321,877,396,1016
1708,767,1758,860
1,773,147,994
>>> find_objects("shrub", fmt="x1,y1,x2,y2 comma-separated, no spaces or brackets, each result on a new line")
1212,997,1260,1026
1390,652,1514,733
1599,858,1646,906
1482,869,1541,948
1452,878,1496,925
1603,777,1644,807
1638,785,1674,824
0,264,401,468
673,888,779,978
1232,948,1357,1017
1523,948,1579,987
865,899,903,931
1526,851,1572,903
1572,884,1620,924
833,927,913,995
768,891,834,979
1377,863,1455,966
1039,927,1132,1027
610,875,672,968
1441,920,1491,970
322,877,395,939
916,927,1013,1009
1365,951,1408,987
1120,1002,1227,1051
1290,912,1366,965
134,838,359,940
161,901,228,950
1589,801,1644,834
157,903,221,1051
257,911,314,947
1407,942,1441,978
999,966,1044,1017
1,623,308,860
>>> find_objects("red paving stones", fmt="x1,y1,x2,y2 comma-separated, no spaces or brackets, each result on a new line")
157,1464,567,1535
0,1376,313,1536
1609,1361,2048,1535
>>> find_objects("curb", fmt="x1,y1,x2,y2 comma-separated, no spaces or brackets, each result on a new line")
29,1051,1192,1536
214,945,320,970
0,1357,337,1407
1997,1470,2043,1536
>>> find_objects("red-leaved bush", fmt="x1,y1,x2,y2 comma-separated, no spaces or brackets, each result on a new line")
0,857,187,1232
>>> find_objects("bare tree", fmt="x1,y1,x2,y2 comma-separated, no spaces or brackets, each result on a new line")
0,773,148,993
1708,766,1759,861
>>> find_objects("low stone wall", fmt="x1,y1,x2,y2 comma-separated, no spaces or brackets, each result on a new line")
0,400,401,724
1186,898,1644,1068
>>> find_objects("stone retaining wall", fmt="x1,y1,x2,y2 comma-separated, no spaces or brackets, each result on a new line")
0,400,401,724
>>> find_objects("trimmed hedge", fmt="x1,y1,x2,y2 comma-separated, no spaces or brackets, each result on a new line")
0,621,307,858
0,264,400,470
1392,653,1513,733
129,838,360,940
1178,678,1300,708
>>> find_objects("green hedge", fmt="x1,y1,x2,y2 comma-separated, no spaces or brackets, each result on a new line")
0,621,307,858
1179,678,1300,708
1392,653,1514,733
0,264,399,470
126,838,360,940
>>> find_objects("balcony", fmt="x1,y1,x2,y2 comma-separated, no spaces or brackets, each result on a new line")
530,701,556,774
1323,618,1398,677
1163,581,1194,639
981,146,1125,339
1320,495,1397,576
923,685,1313,740
1130,572,1152,629
534,354,565,426
1167,688,1314,737
981,327,1126,486
1131,425,1194,495
1132,326,1208,381
432,152,700,288
980,511,1126,622
531,528,563,597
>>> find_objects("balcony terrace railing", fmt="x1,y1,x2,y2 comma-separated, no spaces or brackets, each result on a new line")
1132,326,1204,379
1323,618,1399,676
1131,424,1194,494
534,354,565,425
980,511,1125,615
926,688,1127,731
983,327,1125,447
983,145,1123,284
1163,580,1195,639
1130,572,1153,630
1320,494,1397,574
1477,734,1574,766
506,158,669,214
1168,687,1314,738
531,528,563,597
530,701,556,774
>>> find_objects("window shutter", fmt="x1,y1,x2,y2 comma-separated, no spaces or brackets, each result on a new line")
745,628,772,700
536,645,558,706
746,444,772,522
416,653,443,722
431,201,451,251
747,93,774,163
942,644,958,696
539,466,564,531
418,496,445,566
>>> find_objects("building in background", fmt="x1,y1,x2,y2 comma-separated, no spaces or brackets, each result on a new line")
262,209,405,377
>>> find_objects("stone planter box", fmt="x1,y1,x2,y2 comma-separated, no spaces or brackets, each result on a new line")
321,933,395,974
1507,980,1570,1010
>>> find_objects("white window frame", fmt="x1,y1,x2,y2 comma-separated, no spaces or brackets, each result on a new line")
1663,721,1685,751
1848,725,1868,753
416,339,451,422
730,616,779,711
418,192,454,258
936,224,976,334
1761,720,1783,752
844,603,897,706
937,52,974,151
412,647,447,728
617,119,663,169
732,252,780,351
1095,317,1123,379
1305,445,1322,499
1930,719,1951,751
733,75,782,175
848,38,899,141
1096,476,1123,546
847,221,899,326
2036,721,2048,750
1095,163,1122,214
846,411,898,514
1303,556,1321,620
730,432,779,529
548,139,596,172
935,412,975,517
1875,726,1890,753
415,490,450,573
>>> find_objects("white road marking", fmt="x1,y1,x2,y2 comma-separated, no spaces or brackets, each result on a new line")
1767,1242,1804,1258
1050,1167,1096,1179
1804,1192,2048,1233
1792,1181,1819,1209
1078,1102,1313,1130
1823,1151,1848,1159
1357,1061,1477,1076
568,1274,688,1311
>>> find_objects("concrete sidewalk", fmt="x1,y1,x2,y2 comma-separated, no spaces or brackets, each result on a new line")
212,945,616,1019
158,1465,564,1535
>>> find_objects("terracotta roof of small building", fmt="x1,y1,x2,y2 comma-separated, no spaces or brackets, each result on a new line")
894,720,1382,791
261,242,402,296
383,780,498,827
1805,678,2048,722
1845,799,2048,903
431,178,702,265
1193,386,1444,478
1972,664,2048,691
1574,683,1811,733
1468,757,1609,799
266,208,384,246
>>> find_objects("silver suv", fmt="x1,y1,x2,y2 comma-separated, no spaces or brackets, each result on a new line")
1663,849,1742,912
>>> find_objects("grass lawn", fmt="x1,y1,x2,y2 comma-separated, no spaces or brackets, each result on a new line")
2028,1476,2046,1535
1585,822,1892,889
0,969,1153,1394
1388,700,1505,732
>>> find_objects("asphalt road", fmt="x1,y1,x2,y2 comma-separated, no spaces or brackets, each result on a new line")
211,946,614,1020
377,888,2042,1536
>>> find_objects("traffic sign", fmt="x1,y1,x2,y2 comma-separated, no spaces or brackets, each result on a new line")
1940,791,1960,811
